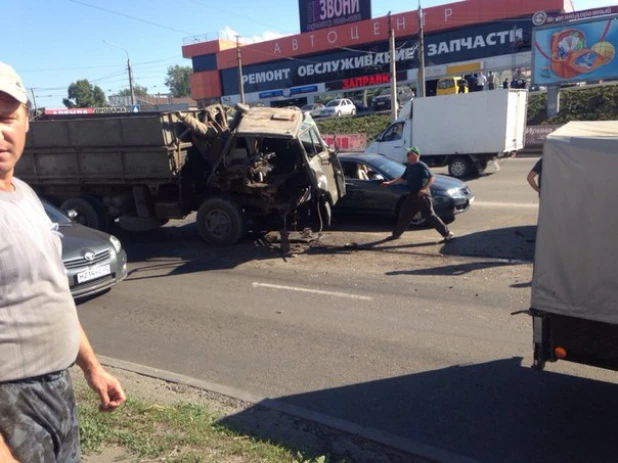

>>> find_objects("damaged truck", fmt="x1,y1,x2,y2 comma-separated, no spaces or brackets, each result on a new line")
17,104,345,245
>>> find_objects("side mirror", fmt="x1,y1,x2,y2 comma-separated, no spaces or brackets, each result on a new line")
67,209,78,219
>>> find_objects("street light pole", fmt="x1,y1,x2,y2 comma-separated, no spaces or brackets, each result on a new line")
388,13,398,121
417,1,426,98
236,36,245,104
103,40,136,106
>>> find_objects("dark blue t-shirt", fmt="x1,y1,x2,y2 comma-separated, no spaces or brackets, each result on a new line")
403,161,433,195
532,158,543,189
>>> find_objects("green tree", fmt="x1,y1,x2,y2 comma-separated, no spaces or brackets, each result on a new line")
63,79,107,108
165,65,192,98
117,84,149,97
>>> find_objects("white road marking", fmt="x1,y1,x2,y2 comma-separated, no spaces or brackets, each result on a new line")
252,282,373,301
473,201,538,209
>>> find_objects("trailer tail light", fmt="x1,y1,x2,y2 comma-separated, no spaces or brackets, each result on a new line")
554,347,567,359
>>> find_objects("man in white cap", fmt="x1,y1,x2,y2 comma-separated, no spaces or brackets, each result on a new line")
0,62,125,462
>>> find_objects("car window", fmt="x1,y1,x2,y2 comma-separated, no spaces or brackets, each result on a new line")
381,122,404,142
300,127,325,157
326,100,341,107
438,79,455,89
370,156,406,179
42,201,72,225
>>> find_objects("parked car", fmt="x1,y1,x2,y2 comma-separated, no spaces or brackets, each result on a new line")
334,153,474,226
42,200,128,299
320,98,356,117
301,103,325,118
352,100,373,115
371,94,399,112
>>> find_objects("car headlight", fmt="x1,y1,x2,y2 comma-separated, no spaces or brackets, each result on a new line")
446,187,468,198
109,235,122,254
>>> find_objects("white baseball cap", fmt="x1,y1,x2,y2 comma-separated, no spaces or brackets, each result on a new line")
0,62,28,104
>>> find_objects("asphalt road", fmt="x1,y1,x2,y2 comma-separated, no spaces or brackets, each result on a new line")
78,158,618,463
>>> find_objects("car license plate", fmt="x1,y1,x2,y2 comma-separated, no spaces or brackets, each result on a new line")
77,265,111,284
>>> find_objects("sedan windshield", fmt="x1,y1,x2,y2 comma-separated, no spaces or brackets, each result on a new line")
370,156,406,179
42,201,73,225
326,100,341,107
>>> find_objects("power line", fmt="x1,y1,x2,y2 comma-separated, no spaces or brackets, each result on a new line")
67,0,198,35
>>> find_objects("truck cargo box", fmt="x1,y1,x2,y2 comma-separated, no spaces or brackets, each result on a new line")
406,90,527,156
531,121,618,325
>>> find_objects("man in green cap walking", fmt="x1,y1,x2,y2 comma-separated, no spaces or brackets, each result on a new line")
381,146,455,241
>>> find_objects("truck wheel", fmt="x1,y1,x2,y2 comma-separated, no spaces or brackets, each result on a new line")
82,195,110,231
61,196,109,231
196,197,245,246
448,157,473,179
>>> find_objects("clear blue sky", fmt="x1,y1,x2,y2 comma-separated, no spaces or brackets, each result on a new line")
3,0,608,108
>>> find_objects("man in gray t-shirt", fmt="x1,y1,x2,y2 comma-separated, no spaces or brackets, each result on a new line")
0,62,125,463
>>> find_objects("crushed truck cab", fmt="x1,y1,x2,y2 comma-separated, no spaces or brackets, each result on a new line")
17,104,345,246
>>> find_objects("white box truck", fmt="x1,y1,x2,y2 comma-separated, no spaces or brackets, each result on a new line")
530,121,618,372
364,89,528,178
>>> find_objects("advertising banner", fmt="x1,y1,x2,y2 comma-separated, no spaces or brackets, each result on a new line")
524,125,562,148
299,0,371,33
322,133,367,151
222,18,531,95
532,16,618,85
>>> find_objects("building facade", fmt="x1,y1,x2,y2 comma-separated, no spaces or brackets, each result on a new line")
182,0,572,107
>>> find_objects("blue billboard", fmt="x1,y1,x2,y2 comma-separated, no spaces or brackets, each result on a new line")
532,16,618,86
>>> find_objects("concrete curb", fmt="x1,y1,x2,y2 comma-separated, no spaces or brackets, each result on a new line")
99,355,483,463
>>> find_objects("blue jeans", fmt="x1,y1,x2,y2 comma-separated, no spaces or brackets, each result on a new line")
0,370,80,462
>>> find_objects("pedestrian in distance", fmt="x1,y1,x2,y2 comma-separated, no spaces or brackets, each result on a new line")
527,157,543,194
477,71,487,91
0,61,126,463
381,147,455,242
487,71,495,90
503,78,509,89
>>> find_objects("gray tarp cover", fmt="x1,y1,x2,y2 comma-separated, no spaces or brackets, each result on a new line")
531,121,618,324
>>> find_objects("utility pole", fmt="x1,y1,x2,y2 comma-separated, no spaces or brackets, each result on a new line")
127,57,135,107
30,88,38,112
103,41,135,106
417,1,426,98
388,13,398,121
237,36,245,104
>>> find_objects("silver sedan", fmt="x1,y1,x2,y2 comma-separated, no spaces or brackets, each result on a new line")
42,200,128,299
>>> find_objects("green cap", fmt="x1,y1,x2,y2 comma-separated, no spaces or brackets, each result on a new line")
405,146,421,156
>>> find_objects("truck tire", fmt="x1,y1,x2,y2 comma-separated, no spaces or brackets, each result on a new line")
448,157,473,179
61,196,109,231
82,194,110,231
196,197,245,246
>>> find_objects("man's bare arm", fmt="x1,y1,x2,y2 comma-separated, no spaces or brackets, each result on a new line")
75,324,126,412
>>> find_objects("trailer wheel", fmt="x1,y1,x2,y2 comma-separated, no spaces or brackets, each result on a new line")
61,196,109,231
448,157,473,179
196,197,245,246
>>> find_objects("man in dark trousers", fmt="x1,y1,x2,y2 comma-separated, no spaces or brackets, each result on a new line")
381,147,455,241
